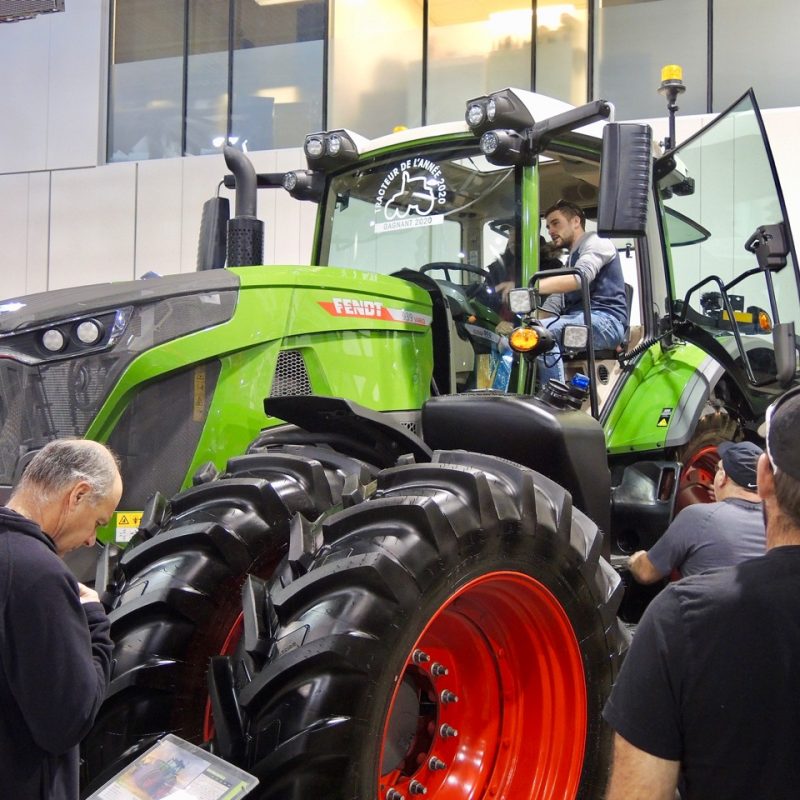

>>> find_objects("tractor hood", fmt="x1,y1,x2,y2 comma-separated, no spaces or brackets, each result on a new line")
0,271,239,335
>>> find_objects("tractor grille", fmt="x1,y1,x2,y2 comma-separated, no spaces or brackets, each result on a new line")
389,410,422,438
270,350,312,397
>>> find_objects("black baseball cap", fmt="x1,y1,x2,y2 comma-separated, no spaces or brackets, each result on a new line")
765,386,800,481
718,441,763,491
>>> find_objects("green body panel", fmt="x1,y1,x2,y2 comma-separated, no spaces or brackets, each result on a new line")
604,342,709,454
88,266,434,543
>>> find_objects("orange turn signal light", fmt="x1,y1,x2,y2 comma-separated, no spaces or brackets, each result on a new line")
509,327,540,353
758,311,772,332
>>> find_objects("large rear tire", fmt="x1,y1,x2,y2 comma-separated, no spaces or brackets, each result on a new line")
674,409,740,512
235,451,628,800
80,445,377,794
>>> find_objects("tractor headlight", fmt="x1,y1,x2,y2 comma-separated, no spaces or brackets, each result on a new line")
282,170,325,203
466,103,486,128
508,289,533,315
303,130,363,171
327,134,342,156
562,324,589,352
41,328,66,353
76,319,103,346
304,135,324,159
464,89,536,136
480,129,526,166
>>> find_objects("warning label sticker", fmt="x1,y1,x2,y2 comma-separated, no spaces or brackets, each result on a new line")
657,408,673,428
115,510,143,543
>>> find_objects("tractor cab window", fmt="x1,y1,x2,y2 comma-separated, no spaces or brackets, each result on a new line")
318,145,519,304
660,91,800,385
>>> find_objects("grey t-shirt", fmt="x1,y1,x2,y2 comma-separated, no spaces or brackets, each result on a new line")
648,497,766,578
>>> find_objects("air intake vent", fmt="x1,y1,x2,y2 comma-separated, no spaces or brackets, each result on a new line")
270,350,312,397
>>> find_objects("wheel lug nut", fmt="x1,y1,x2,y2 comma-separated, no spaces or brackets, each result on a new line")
440,723,458,738
409,780,427,795
431,662,448,676
429,757,446,771
441,690,458,704
387,790,404,800
412,649,431,664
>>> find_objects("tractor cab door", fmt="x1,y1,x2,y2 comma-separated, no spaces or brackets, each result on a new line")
659,90,800,414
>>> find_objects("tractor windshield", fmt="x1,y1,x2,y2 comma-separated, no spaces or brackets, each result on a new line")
660,91,800,386
318,144,519,295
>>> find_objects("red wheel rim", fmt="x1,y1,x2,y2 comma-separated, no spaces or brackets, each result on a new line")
378,572,587,800
676,444,718,512
202,612,244,741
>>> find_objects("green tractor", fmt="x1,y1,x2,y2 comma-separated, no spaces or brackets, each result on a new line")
1,85,797,799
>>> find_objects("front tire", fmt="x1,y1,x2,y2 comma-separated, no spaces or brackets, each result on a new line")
80,445,377,794
236,451,627,799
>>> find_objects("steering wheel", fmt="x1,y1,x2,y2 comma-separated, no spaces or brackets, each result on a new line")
420,262,492,282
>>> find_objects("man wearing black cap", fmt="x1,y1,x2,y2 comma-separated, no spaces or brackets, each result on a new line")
603,386,800,799
627,440,765,584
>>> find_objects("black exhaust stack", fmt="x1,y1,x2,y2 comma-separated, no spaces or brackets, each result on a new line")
223,145,264,267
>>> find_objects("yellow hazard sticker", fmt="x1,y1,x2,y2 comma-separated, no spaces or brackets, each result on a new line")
657,407,673,428
115,510,143,543
193,365,207,422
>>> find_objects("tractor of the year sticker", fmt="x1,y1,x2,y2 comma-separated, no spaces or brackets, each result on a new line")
373,158,448,234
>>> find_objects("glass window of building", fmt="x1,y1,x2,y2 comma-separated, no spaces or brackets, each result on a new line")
109,0,185,162
713,0,800,111
427,0,532,125
535,0,589,105
328,0,423,138
232,0,326,151
594,0,707,120
186,1,229,156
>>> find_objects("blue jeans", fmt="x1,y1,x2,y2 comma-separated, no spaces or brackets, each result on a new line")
536,310,626,385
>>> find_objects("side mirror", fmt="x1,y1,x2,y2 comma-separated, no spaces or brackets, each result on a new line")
597,123,653,237
745,223,789,271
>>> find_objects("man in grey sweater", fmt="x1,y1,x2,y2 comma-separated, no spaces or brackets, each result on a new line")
628,440,765,584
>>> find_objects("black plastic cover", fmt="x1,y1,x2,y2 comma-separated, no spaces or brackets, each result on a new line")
197,196,230,270
422,392,610,533
0,270,239,335
597,123,652,237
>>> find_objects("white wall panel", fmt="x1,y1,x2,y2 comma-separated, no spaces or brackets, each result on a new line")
0,174,31,299
26,172,50,294
46,0,107,170
0,17,49,173
49,162,136,289
274,148,309,266
248,150,278,266
763,109,800,235
135,158,183,278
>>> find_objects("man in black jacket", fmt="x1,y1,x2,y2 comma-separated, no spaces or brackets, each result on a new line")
603,386,800,799
0,439,121,799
